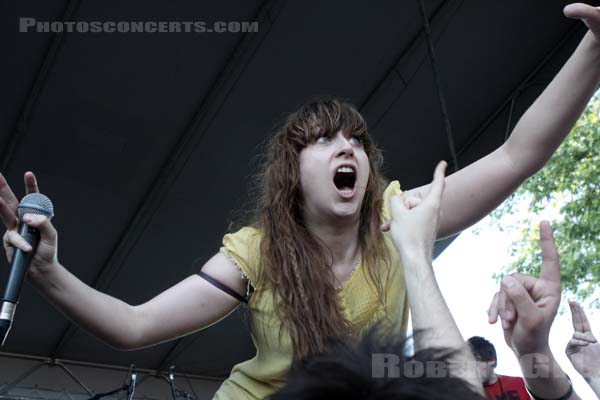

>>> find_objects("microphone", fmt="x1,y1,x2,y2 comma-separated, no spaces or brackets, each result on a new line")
168,366,177,400
126,364,137,400
0,193,54,346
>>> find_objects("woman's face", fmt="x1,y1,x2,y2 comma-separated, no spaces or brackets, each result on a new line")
299,130,370,222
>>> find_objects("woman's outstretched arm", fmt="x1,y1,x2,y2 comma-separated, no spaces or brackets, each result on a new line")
31,252,245,350
1,172,247,350
406,5,600,239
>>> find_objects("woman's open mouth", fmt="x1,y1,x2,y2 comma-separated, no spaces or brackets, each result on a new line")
333,165,357,198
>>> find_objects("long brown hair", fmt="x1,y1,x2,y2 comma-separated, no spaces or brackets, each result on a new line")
254,97,390,359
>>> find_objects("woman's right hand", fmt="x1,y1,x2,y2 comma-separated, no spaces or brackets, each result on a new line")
1,172,58,275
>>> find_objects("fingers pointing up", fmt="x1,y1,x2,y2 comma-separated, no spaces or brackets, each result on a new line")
569,300,593,334
539,221,561,285
24,171,40,195
427,161,447,206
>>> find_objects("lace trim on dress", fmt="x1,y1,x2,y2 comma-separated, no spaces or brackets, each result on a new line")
337,256,361,290
220,248,254,299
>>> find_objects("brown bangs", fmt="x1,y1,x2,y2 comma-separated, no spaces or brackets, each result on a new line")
287,97,370,148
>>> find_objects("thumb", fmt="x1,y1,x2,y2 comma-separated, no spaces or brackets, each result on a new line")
501,276,537,317
22,213,57,243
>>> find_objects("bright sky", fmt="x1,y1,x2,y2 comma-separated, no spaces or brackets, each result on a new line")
433,215,598,399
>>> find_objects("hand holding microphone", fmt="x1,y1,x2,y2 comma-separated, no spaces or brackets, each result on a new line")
0,172,58,345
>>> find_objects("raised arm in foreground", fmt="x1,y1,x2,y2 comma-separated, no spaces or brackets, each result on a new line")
566,300,600,397
388,161,483,395
489,221,581,399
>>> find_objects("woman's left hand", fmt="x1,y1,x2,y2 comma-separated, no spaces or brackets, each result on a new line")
386,161,447,261
564,3,600,40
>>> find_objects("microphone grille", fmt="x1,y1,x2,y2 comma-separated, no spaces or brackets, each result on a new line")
18,193,54,220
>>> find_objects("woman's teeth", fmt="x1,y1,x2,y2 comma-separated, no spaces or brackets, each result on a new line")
337,166,354,173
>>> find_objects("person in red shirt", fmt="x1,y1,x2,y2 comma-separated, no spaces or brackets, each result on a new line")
467,336,531,400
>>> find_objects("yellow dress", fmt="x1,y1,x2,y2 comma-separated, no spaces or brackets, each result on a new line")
213,181,408,399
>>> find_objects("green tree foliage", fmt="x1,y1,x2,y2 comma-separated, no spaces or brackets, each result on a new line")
491,96,600,307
